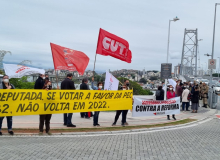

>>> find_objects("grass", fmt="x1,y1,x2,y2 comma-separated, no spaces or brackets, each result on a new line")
1,118,196,133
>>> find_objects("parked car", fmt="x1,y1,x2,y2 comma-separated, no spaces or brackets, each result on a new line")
213,83,220,94
196,77,202,82
189,76,194,79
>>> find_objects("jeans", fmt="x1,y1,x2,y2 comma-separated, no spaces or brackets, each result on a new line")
122,110,128,124
114,110,123,123
182,102,189,110
0,116,12,131
93,111,100,125
114,110,128,124
80,112,88,118
39,114,52,132
64,113,73,125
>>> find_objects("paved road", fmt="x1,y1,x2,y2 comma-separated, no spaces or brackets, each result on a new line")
1,116,220,160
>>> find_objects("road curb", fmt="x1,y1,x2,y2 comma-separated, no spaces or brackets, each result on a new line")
1,109,217,137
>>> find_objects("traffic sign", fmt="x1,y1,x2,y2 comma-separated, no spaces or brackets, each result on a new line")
208,59,216,69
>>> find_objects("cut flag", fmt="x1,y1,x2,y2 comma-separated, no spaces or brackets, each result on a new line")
50,43,89,75
96,28,132,63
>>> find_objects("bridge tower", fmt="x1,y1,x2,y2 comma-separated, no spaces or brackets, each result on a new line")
180,29,198,76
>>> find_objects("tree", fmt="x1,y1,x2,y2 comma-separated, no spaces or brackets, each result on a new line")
9,76,35,89
150,76,158,81
117,77,153,95
131,74,135,79
213,73,219,77
139,78,147,84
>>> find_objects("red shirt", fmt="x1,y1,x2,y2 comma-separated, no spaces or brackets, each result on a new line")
167,91,175,99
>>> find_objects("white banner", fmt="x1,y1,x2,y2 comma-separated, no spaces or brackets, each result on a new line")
104,71,119,90
132,97,180,117
3,63,45,79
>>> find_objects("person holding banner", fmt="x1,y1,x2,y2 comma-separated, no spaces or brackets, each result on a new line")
61,73,76,127
91,77,103,126
167,85,176,120
112,82,129,127
0,75,15,135
39,80,52,135
121,80,130,126
80,78,90,119
34,74,45,89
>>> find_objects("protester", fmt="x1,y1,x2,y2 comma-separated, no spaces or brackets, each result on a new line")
112,84,128,126
167,85,176,120
91,77,103,126
0,75,15,135
199,82,203,99
176,82,183,103
191,86,200,113
45,74,49,81
156,86,164,100
61,73,76,127
175,80,180,96
121,79,130,126
191,83,195,94
189,83,193,93
182,85,190,111
34,74,45,89
39,80,52,135
80,77,90,119
201,82,209,108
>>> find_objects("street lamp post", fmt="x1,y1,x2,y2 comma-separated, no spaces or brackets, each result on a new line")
210,3,220,108
167,17,180,63
165,17,180,100
201,64,203,76
218,57,220,82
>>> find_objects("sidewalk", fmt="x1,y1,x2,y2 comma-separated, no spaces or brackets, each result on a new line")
1,102,216,129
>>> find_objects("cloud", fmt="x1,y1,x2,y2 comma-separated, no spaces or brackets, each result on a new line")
0,0,219,72
169,52,181,59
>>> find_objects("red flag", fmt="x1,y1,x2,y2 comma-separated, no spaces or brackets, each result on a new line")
50,43,89,75
96,28,132,63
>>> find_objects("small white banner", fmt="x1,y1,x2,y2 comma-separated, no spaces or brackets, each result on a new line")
104,71,119,90
3,63,45,79
132,97,180,117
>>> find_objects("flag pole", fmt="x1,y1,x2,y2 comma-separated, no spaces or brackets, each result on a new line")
50,43,59,89
55,70,59,87
93,53,97,77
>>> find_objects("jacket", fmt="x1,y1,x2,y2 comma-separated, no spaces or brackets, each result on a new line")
182,89,190,102
80,82,89,90
191,91,199,103
156,89,164,100
61,78,75,89
0,82,15,89
34,76,45,89
176,85,183,97
167,91,175,99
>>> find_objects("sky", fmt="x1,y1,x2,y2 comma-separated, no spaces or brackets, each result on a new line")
0,0,220,72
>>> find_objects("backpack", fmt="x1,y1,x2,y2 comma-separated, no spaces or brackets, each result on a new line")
156,90,161,97
187,93,192,100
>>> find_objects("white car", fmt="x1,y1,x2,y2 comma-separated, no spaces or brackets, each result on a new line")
213,83,220,94
196,77,202,82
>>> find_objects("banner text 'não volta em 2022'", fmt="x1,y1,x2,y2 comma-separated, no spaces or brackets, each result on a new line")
0,90,133,116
